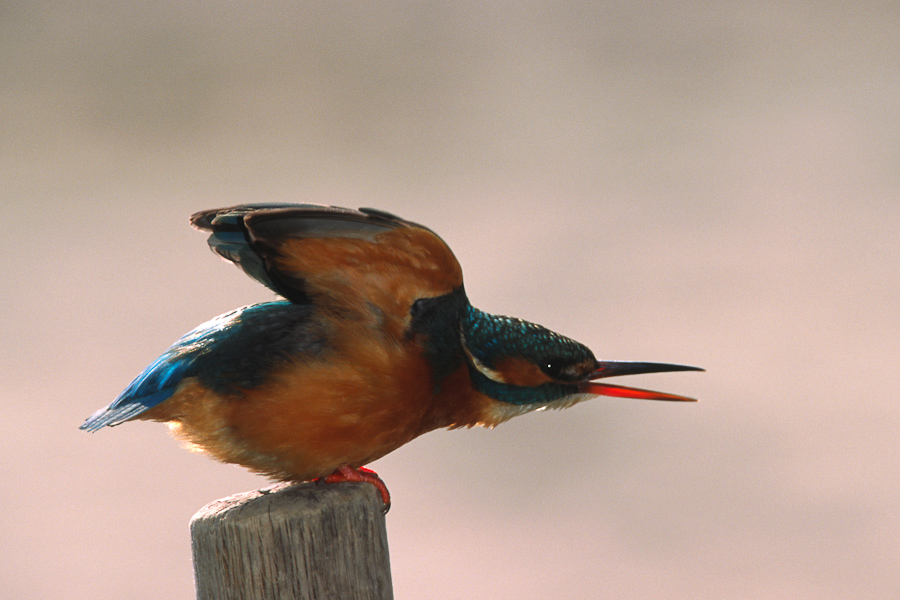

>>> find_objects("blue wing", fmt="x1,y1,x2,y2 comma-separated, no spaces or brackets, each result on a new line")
81,301,316,431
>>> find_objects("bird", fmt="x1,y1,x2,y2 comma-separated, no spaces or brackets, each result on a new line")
81,203,702,511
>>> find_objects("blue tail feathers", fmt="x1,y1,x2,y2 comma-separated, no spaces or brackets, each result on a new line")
79,308,244,431
81,301,316,431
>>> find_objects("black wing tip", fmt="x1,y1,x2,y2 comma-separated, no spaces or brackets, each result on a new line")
191,203,427,242
190,203,325,231
192,203,418,230
358,207,404,222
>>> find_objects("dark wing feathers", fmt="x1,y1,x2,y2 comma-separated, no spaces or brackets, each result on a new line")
190,203,333,294
191,203,463,305
190,204,401,298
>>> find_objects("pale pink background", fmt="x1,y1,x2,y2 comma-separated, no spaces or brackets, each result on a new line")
4,3,899,599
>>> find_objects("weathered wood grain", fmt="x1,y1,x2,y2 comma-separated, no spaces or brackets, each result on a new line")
190,482,393,600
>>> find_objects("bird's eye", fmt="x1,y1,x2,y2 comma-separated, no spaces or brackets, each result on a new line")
541,358,582,382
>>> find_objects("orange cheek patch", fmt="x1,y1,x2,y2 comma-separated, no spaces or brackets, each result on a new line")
493,357,554,387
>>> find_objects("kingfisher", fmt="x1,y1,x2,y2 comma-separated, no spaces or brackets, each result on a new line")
81,204,701,510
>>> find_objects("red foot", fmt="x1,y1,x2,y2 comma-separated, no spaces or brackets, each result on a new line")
321,466,391,513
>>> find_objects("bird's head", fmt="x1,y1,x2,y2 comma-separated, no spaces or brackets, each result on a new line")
460,306,702,424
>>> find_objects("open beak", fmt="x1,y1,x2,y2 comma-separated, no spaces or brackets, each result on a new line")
579,361,704,402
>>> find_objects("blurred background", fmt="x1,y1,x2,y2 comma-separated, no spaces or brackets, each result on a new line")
3,2,898,598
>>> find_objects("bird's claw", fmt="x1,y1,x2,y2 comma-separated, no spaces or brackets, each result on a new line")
321,466,392,514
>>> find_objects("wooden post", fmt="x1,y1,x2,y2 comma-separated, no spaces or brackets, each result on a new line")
190,482,393,600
